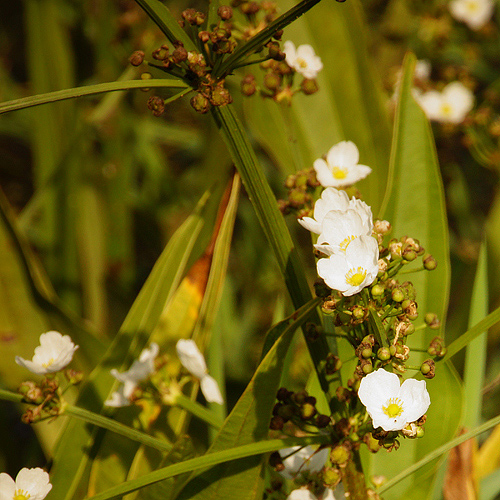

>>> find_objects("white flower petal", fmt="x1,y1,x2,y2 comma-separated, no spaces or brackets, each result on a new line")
326,141,359,168
0,473,16,500
287,489,318,500
298,216,322,234
176,339,208,379
449,0,495,29
398,378,431,423
14,468,52,500
104,387,131,407
200,374,224,404
279,446,329,480
15,331,78,375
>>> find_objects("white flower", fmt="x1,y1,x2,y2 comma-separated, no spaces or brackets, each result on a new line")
279,445,329,480
317,235,379,296
0,467,52,500
314,209,373,257
283,41,323,79
298,188,372,236
449,0,495,30
15,331,79,375
286,488,337,500
176,339,223,404
105,343,159,407
313,141,372,188
358,368,431,432
414,59,431,82
417,81,474,124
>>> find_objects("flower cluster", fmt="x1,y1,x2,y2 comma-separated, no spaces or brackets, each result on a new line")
299,186,378,296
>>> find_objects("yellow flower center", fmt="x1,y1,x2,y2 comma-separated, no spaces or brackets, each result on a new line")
345,267,367,286
296,58,308,69
383,398,404,418
466,0,479,12
339,235,357,253
14,490,30,500
42,358,55,368
440,102,453,117
331,166,348,179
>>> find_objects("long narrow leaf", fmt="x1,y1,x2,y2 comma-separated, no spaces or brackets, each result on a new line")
0,80,190,114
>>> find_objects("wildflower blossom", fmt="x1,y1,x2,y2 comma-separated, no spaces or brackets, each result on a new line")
105,343,159,407
317,235,379,296
417,81,474,124
358,368,431,432
279,445,329,480
283,41,323,79
298,188,372,235
313,141,372,188
176,339,223,404
15,331,79,375
286,488,337,500
314,209,373,257
0,467,52,500
449,0,495,30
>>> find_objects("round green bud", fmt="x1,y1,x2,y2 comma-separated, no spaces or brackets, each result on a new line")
377,347,391,361
416,426,425,438
423,254,437,270
362,347,373,359
392,288,405,303
330,444,350,466
371,284,385,297
300,403,317,420
389,345,397,357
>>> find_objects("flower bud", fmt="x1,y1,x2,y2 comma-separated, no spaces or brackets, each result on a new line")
392,287,405,303
403,300,418,320
129,50,145,66
330,444,351,466
269,451,284,471
292,390,307,405
301,78,319,95
211,85,233,107
371,283,385,297
172,45,188,63
425,313,441,329
269,415,284,430
152,45,169,61
300,403,317,420
263,72,282,90
324,467,341,487
377,347,391,361
402,248,417,261
217,5,233,19
190,93,211,114
326,353,342,374
416,426,425,438
374,220,391,235
147,96,165,117
276,387,292,402
420,359,435,379
314,278,332,298
65,369,83,385
364,432,381,453
277,404,295,421
240,1,260,14
423,254,437,270
316,414,331,428
428,336,447,358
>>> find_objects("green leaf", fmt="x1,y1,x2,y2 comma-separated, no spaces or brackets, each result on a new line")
133,0,197,51
370,52,459,500
0,80,190,114
85,435,330,500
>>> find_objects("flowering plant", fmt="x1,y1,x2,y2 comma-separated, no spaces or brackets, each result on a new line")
0,1,499,500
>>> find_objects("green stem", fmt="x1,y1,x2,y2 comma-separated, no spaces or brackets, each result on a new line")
342,449,368,499
173,393,224,429
0,389,172,452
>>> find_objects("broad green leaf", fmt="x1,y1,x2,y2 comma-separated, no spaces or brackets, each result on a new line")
170,297,323,500
371,52,460,500
47,190,217,500
245,0,391,211
463,243,488,430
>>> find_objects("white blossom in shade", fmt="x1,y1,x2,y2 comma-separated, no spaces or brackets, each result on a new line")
358,368,431,432
0,467,52,500
15,331,79,375
286,489,338,500
298,188,372,236
317,235,379,297
314,209,373,257
283,41,323,79
417,81,474,124
279,445,329,480
414,59,431,82
449,0,495,29
176,339,223,404
313,141,372,188
105,343,159,407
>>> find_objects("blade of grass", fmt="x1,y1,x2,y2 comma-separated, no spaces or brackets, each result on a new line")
0,80,190,114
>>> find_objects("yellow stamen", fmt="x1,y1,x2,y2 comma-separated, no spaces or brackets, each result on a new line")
382,398,404,418
440,103,453,117
331,166,348,179
14,491,31,500
339,235,357,253
42,358,55,368
466,1,479,12
345,267,367,286
296,58,308,69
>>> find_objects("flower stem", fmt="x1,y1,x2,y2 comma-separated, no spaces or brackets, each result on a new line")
173,393,224,429
342,449,368,499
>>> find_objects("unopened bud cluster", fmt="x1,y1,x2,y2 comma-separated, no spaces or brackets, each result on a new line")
278,168,321,216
